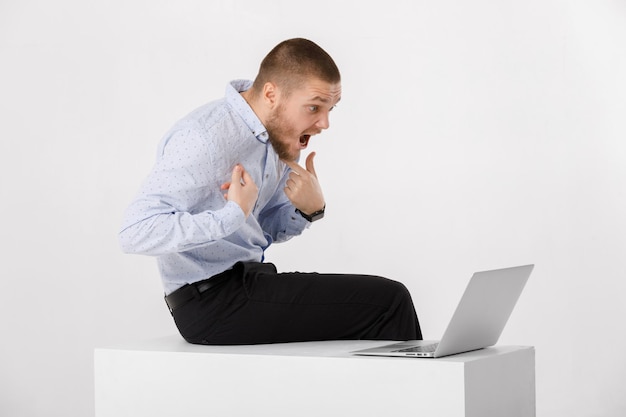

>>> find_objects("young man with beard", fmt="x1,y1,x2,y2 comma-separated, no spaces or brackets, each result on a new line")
119,38,422,345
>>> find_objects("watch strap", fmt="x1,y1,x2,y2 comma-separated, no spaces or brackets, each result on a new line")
296,206,325,222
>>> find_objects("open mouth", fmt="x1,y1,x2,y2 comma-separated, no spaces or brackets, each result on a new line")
299,134,311,148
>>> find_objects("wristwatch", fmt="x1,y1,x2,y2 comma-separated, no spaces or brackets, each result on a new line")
296,206,325,222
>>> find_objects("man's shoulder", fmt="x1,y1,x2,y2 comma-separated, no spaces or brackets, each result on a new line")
167,98,244,140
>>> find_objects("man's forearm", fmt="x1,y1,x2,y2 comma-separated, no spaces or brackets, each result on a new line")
119,201,245,256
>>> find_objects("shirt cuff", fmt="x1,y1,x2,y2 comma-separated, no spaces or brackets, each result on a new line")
287,207,311,234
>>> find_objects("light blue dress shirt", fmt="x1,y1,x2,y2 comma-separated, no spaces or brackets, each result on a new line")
119,80,309,294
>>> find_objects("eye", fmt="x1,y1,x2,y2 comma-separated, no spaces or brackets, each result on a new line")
308,105,319,113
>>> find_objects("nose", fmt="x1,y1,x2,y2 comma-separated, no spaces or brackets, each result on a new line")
316,111,330,130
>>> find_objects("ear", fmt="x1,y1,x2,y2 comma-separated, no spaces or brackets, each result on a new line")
262,82,279,109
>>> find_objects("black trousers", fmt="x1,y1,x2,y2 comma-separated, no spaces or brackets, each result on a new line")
169,262,422,345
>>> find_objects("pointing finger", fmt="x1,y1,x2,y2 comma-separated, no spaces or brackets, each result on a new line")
282,159,305,175
240,165,254,185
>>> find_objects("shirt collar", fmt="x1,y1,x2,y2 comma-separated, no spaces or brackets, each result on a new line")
226,79,269,144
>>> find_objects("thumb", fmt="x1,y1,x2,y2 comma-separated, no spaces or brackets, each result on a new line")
230,164,243,186
305,152,317,178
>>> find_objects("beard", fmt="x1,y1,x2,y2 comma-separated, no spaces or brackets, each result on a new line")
265,104,300,161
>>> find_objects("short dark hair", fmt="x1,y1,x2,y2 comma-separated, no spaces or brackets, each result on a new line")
252,38,341,95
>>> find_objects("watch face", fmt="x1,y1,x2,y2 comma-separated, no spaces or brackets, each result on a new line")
310,210,325,222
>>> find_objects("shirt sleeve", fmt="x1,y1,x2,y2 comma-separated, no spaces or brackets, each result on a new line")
118,125,246,256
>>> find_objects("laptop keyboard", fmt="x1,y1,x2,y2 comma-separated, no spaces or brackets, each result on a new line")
394,343,439,353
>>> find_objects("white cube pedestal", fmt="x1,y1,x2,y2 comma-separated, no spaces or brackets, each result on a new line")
94,336,535,417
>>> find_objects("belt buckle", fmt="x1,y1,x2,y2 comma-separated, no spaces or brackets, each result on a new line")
195,281,212,294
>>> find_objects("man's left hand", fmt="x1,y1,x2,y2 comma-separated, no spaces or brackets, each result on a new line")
282,152,325,216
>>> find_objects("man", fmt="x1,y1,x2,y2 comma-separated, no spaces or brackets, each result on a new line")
119,38,422,345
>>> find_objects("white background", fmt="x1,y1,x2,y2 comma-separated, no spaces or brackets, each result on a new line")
1,1,625,416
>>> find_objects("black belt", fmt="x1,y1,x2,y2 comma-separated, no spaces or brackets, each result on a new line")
164,270,233,313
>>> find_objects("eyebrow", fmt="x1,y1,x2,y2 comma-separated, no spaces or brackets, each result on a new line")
309,96,331,103
308,96,342,105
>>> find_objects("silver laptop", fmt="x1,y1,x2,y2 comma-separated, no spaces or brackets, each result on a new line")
351,264,533,358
